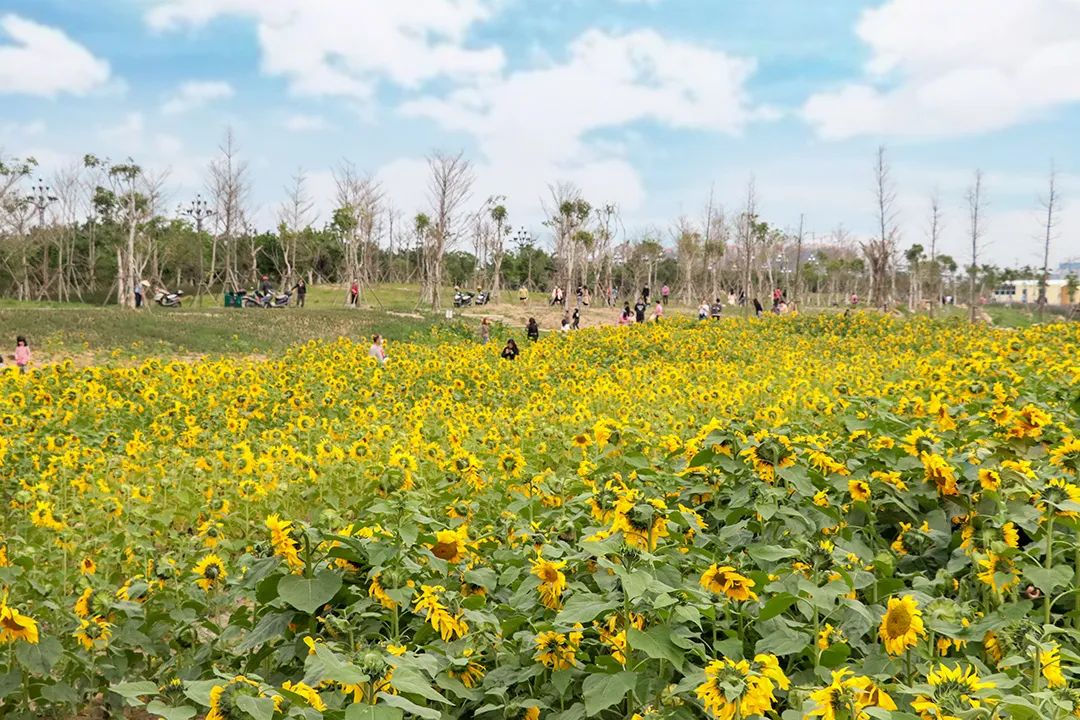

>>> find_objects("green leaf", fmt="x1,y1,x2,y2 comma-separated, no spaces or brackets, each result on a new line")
757,592,797,621
755,628,811,656
235,694,276,720
819,643,851,668
557,593,619,625
582,671,637,716
145,701,198,720
110,681,160,702
627,626,684,671
0,670,21,699
183,680,220,707
748,544,799,563
345,705,405,720
235,610,296,652
311,643,368,686
377,692,442,720
41,682,79,705
278,571,343,614
616,568,652,600
15,636,62,676
389,665,450,704
1023,564,1072,594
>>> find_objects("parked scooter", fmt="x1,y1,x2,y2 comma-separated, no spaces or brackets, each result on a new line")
474,289,491,306
154,288,184,308
243,288,291,308
453,289,475,308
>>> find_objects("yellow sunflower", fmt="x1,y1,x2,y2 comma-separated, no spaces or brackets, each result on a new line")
192,553,227,591
0,602,39,644
700,564,758,602
879,595,926,655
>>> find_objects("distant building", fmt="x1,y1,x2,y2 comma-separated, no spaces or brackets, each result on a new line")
1059,258,1080,276
991,278,1072,304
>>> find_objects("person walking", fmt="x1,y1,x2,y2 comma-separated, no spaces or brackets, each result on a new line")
642,285,650,304
582,287,591,307
661,284,670,303
634,297,647,323
571,308,580,330
753,298,764,318
295,278,307,308
134,281,144,309
653,300,664,323
527,317,540,342
519,285,528,305
368,334,387,365
501,338,520,360
349,280,360,306
479,317,491,344
698,300,709,320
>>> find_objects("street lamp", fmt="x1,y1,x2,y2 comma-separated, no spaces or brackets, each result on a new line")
182,194,214,233
513,226,531,246
25,178,57,227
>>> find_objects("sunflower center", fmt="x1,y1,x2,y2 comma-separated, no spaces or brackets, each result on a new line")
886,606,911,636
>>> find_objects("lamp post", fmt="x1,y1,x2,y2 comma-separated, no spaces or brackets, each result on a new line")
25,178,57,227
514,227,533,288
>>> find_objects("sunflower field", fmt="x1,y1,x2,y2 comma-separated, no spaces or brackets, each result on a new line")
1,314,1080,720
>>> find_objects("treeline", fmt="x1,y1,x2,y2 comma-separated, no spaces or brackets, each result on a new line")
0,133,1074,312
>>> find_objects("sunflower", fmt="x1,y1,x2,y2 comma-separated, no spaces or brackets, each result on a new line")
700,564,758,602
413,585,467,641
1042,643,1067,688
978,468,1001,491
428,525,469,564
696,656,785,720
79,557,96,576
1050,437,1080,473
281,680,327,711
807,669,897,720
0,602,39,644
976,552,1019,593
901,428,938,456
530,553,567,610
534,630,578,670
266,514,304,574
879,595,926,655
911,664,995,720
73,616,113,650
448,649,486,688
192,553,227,591
207,676,264,720
921,452,958,496
848,479,871,502
1039,478,1080,519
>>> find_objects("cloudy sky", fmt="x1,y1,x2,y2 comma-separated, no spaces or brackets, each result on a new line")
2,0,1079,266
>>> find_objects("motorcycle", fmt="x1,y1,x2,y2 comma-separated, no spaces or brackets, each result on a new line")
474,290,491,306
154,289,184,308
244,288,292,308
453,290,474,308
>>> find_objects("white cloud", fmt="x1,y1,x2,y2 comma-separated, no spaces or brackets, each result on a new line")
146,0,504,100
0,14,110,97
802,0,1080,139
161,80,234,115
394,28,763,220
283,114,328,132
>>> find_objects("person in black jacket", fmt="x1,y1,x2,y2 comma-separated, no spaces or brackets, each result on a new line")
527,317,540,341
501,339,520,360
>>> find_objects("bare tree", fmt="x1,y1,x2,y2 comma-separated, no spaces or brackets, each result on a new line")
792,214,804,309
489,200,508,302
420,151,473,309
333,162,382,293
864,146,898,309
207,128,251,292
927,192,942,317
966,170,985,324
544,182,589,300
736,177,758,315
278,169,315,288
672,216,701,304
1037,163,1059,321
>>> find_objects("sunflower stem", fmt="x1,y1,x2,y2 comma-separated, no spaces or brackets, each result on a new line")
1032,646,1041,694
1044,514,1055,625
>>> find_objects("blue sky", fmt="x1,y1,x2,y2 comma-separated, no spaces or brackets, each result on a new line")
2,0,1079,267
